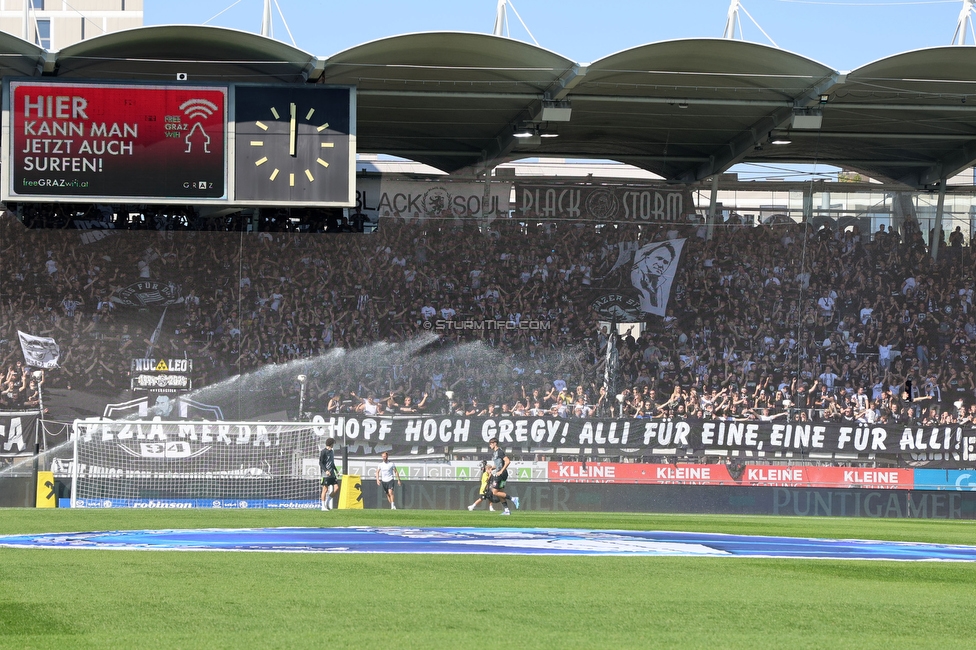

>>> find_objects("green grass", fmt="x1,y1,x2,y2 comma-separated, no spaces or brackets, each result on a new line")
1,510,975,649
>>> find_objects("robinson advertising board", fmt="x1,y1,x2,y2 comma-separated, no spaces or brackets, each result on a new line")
2,81,356,206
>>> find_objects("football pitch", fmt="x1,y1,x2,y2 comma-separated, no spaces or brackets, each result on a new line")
1,510,975,649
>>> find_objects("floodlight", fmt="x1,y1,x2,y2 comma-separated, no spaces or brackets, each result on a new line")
541,100,572,122
791,108,823,130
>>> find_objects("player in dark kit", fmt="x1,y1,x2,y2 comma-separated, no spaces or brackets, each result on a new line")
487,437,520,515
319,437,338,511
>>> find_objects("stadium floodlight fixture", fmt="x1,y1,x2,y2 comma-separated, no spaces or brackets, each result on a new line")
538,124,559,138
513,124,536,138
541,99,572,122
770,131,792,145
791,108,823,130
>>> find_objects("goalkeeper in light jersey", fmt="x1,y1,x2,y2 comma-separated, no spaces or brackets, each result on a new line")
319,438,338,511
376,451,402,510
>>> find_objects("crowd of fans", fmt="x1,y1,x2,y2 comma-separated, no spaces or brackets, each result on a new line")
1,203,975,428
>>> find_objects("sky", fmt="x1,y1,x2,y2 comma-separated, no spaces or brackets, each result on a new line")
144,0,975,71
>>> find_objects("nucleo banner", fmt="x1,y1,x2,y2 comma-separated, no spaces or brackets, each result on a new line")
7,81,227,201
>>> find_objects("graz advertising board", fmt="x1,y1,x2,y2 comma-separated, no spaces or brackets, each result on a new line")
3,81,356,207
7,81,227,201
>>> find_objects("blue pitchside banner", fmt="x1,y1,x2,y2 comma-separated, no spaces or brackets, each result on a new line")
3,527,976,561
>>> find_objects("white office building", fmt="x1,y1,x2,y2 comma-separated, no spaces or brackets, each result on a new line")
0,0,142,50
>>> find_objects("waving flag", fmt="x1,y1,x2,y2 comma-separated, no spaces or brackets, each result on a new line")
590,238,685,319
18,331,60,368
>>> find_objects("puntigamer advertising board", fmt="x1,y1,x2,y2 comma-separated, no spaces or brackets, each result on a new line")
6,81,228,201
2,81,356,206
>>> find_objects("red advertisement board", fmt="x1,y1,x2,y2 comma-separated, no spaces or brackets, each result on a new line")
548,462,732,484
547,463,914,489
8,82,226,201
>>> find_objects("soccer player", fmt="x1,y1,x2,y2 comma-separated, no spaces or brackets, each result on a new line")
376,451,402,510
319,437,338,511
487,437,520,515
467,460,496,511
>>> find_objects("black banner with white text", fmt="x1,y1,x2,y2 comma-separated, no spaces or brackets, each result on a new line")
0,412,41,458
312,415,976,464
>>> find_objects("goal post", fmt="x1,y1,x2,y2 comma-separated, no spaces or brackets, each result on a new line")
69,419,333,508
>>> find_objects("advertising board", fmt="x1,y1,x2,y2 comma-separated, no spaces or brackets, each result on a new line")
6,81,227,201
3,82,356,207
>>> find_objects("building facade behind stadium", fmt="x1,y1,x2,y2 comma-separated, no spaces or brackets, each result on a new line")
1,24,976,512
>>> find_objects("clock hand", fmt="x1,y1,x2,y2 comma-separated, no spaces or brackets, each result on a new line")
289,102,297,157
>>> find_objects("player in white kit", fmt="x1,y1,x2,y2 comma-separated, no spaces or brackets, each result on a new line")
376,451,402,510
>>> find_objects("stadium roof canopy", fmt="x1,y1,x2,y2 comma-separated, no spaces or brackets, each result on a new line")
5,25,976,189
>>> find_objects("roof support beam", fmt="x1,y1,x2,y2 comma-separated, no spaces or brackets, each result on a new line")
782,131,976,141
932,178,947,261
360,149,483,157
811,160,934,167
303,57,326,81
675,107,792,182
356,89,801,109
828,102,976,112
546,63,588,101
355,89,542,101
558,94,793,108
35,51,55,75
916,138,976,186
678,73,846,182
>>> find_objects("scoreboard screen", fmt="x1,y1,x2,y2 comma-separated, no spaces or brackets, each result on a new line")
2,81,355,207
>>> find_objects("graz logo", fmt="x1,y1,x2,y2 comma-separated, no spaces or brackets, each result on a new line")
590,293,642,321
585,189,620,220
116,281,182,307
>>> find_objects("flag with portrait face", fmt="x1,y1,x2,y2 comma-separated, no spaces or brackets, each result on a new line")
589,238,685,319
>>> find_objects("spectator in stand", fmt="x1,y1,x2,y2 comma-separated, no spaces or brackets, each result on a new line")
4,205,976,426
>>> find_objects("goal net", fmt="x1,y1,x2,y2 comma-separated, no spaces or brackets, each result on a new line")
69,419,332,508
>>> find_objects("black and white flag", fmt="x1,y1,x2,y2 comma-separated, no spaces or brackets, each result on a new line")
18,331,60,368
591,238,685,319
